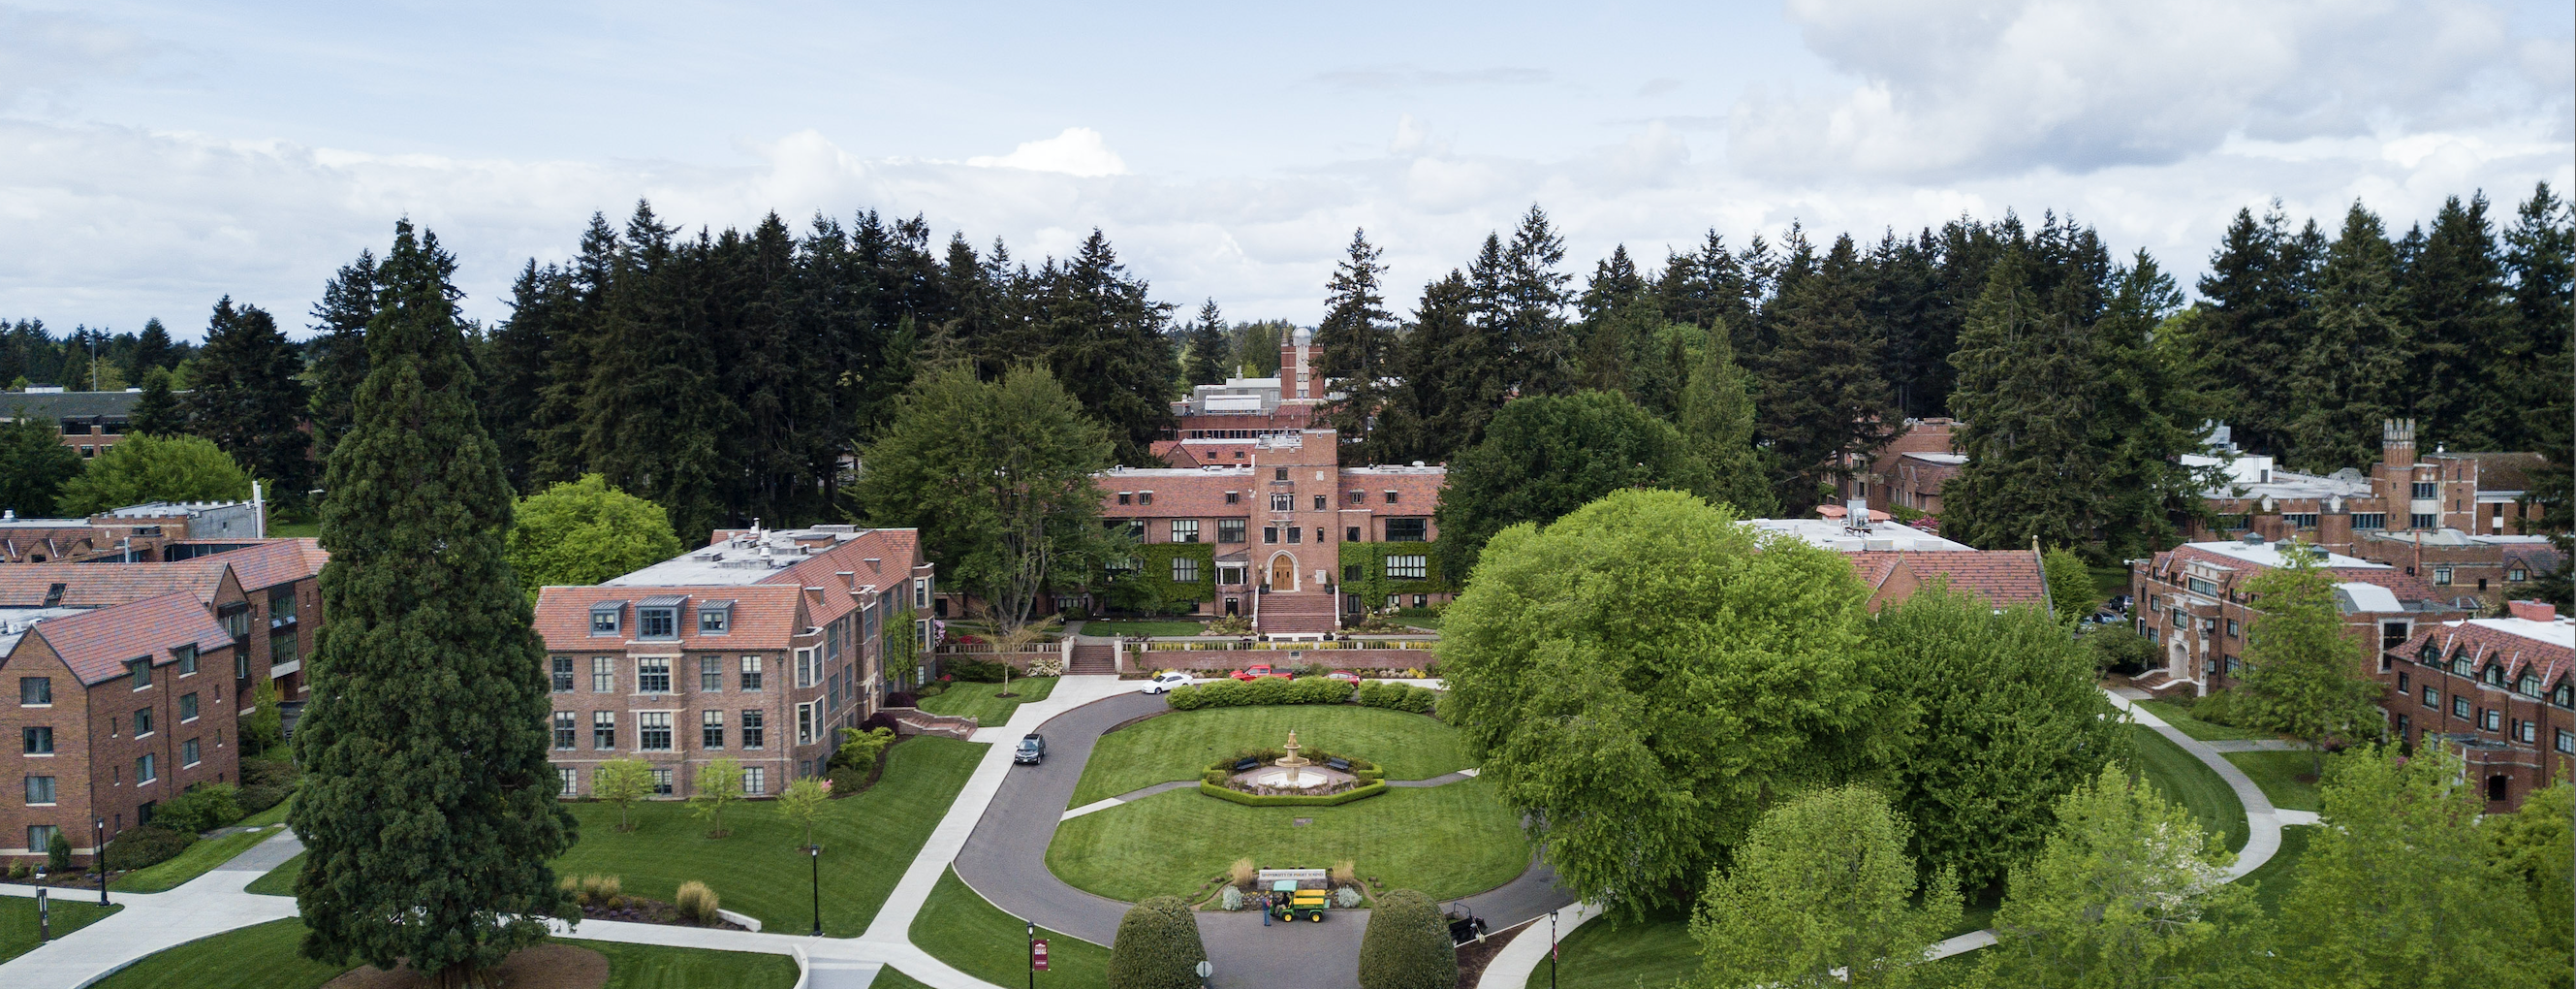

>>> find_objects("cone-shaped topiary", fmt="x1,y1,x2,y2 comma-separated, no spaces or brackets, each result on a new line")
1108,896,1208,989
1359,888,1457,989
289,220,577,985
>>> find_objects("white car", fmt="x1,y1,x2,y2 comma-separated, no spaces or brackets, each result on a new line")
1139,671,1198,694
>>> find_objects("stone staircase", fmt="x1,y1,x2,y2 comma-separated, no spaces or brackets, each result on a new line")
1068,642,1118,676
1255,590,1340,637
884,707,979,739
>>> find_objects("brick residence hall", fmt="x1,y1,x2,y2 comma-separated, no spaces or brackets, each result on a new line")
2130,535,2467,698
2381,599,2575,813
533,526,932,802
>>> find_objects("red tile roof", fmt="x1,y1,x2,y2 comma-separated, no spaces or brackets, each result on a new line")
26,590,236,686
173,539,327,590
0,560,237,608
1898,551,2050,608
534,584,810,652
2406,621,2576,688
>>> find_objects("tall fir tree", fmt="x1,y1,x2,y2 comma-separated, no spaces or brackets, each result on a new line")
184,297,315,508
290,220,575,984
1035,229,1177,465
2194,205,2320,456
528,213,619,485
1373,271,1480,466
1315,229,1398,461
121,317,175,385
578,203,741,541
128,367,184,436
2395,193,2512,449
1752,234,1896,515
2501,182,2572,457
305,248,380,462
2281,203,2406,472
1499,206,1577,396
1182,299,1231,386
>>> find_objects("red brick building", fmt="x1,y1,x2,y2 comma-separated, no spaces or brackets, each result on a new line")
2379,600,2575,812
0,538,326,704
3,591,243,864
0,499,269,564
0,389,150,459
1099,429,1444,637
1751,509,2050,612
1838,418,1964,518
2130,537,2469,697
532,526,932,801
1152,328,1330,467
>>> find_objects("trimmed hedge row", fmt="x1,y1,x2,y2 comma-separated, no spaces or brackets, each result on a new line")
1109,895,1208,989
1355,681,1437,714
1164,676,1354,710
1195,780,1388,807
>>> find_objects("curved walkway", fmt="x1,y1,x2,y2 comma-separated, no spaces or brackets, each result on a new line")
1474,686,2300,989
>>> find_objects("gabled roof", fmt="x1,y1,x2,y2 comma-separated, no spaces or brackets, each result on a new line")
534,584,810,651
0,559,237,608
171,539,326,591
1899,551,2050,608
2406,617,2576,688
24,590,236,686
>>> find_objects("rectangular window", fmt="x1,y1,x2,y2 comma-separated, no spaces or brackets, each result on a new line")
797,703,815,745
637,656,672,693
2560,729,2574,755
2433,566,2452,587
1117,492,1132,504
2224,620,2239,638
19,677,50,706
650,768,673,796
558,767,579,797
129,658,151,690
181,738,200,766
1218,565,1244,586
1386,555,1429,580
1224,491,1241,505
179,692,199,721
1172,557,1201,583
134,708,154,738
1172,520,1200,543
699,604,731,634
174,645,197,677
916,578,930,609
2453,695,2470,718
1270,493,1293,512
22,726,52,754
2186,577,2217,595
743,767,766,795
639,607,677,639
1312,494,1327,510
1274,467,1288,481
2399,672,2410,694
1386,518,1429,542
592,656,615,693
796,649,817,688
1287,526,1302,543
2424,686,2438,708
1263,526,1279,544
28,825,58,855
741,710,766,750
2412,481,2436,498
136,754,156,784
2282,513,2318,528
25,776,55,805
2351,513,2386,530
2519,720,2536,744
552,712,576,750
593,711,616,750
1218,519,1245,543
2482,709,2501,732
1345,526,1361,542
2411,513,2437,529
1385,490,1399,504
639,712,673,750
1138,491,1153,506
591,603,621,635
1125,519,1145,539
703,710,726,750
739,655,764,691
2520,676,2542,697
695,655,718,692
551,655,575,692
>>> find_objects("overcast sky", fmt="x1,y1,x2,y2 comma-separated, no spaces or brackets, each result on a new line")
3,0,2569,338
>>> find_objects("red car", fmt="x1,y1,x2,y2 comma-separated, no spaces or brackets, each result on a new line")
1232,665,1291,682
1326,670,1362,684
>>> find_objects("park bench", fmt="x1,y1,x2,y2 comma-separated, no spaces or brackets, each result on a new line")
1326,756,1351,771
1233,757,1260,772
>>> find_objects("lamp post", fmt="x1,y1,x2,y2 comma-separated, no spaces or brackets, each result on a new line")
1026,921,1037,989
808,844,823,937
94,818,108,907
1549,910,1557,989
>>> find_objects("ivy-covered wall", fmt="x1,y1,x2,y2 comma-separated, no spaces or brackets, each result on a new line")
1339,541,1448,611
1103,542,1217,613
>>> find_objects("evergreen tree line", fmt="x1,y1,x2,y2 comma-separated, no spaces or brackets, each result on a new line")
0,317,191,393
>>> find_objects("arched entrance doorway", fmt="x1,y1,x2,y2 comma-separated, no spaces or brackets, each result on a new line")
1268,553,1299,591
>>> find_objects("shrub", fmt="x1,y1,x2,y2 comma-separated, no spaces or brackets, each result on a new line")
1198,781,1388,807
236,783,290,816
675,880,721,925
828,764,870,796
1335,886,1363,908
154,783,244,835
581,874,623,909
9,862,28,879
1332,860,1357,886
1228,857,1257,890
1108,896,1209,989
47,831,72,872
1166,676,1354,711
942,659,1010,683
558,875,582,903
238,755,299,789
1220,885,1244,910
1359,888,1458,989
1359,681,1436,714
2190,688,2248,726
832,727,897,776
103,825,195,872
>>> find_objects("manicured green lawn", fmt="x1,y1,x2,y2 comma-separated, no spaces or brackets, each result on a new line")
919,676,1058,726
0,898,120,964
2245,824,2315,916
913,869,1109,989
1050,776,1529,903
247,851,300,896
1084,621,1206,637
87,917,796,988
1527,910,1696,989
872,968,940,989
2130,700,2276,742
112,824,286,892
239,794,295,828
2129,725,2248,852
1393,607,1441,630
267,521,322,539
2222,750,2323,813
551,736,984,936
1070,705,1471,808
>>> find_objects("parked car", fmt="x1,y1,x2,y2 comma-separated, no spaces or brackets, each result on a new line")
1325,670,1362,684
1015,734,1046,764
1232,665,1291,682
1140,671,1197,694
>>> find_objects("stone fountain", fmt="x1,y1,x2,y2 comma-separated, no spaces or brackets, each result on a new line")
1247,729,1341,790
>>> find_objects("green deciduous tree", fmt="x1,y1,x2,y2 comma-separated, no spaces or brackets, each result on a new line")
53,432,253,515
0,414,81,517
689,758,745,838
1689,784,1961,989
2489,782,2573,965
857,364,1113,633
1431,390,1714,585
2043,548,2096,622
505,473,684,598
243,678,285,755
1358,888,1458,989
1439,489,1879,916
2266,744,2555,987
2233,550,2381,774
290,220,576,986
1107,895,1208,989
592,758,652,832
777,776,830,848
1869,590,2124,893
1971,766,2255,989
184,296,315,509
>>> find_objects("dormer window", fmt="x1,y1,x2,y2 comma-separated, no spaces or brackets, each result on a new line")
1138,491,1154,506
590,602,623,636
1118,492,1133,504
698,600,735,634
638,595,684,639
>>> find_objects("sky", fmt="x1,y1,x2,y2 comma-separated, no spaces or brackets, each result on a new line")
1,0,2569,338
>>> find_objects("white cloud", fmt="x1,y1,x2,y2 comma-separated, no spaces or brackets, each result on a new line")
966,128,1127,177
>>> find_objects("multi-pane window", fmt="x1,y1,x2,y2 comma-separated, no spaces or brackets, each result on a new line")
1125,520,1145,539
797,703,815,745
2433,566,2452,587
2411,513,2437,529
2453,696,2470,718
551,655,574,691
1274,467,1289,481
1287,526,1302,543
1224,492,1241,505
592,656,615,692
703,711,726,750
593,711,616,750
1385,490,1400,504
181,738,200,766
650,768,674,796
591,604,621,635
2482,709,2502,731
700,655,723,692
558,768,579,797
134,708,154,737
796,649,818,688
2351,513,2386,530
18,677,49,705
739,655,764,691
2281,513,2318,528
639,607,677,639
2423,687,2438,708
174,645,197,677
22,727,51,754
1137,492,1153,506
27,825,58,854
2520,676,2543,697
743,767,767,795
699,605,731,634
1386,555,1429,580
1270,493,1293,512
1385,518,1428,542
2560,729,2575,755
25,776,56,804
1173,558,1201,583
1263,526,1279,544
1312,494,1327,510
129,658,152,690
179,692,199,721
552,712,577,749
639,712,674,750
1172,520,1201,543
741,710,766,749
2518,720,2536,744
1218,519,1246,543
135,754,156,783
2412,481,2437,498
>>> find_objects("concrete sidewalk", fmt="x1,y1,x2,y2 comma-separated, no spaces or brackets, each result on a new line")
0,828,304,989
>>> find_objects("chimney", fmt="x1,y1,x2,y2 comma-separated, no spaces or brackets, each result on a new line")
2507,600,2559,622
2381,418,2415,470
836,571,856,590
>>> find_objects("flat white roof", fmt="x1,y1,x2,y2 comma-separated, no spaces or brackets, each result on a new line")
604,527,873,587
1746,518,1975,552
1901,452,1967,465
2334,582,2404,614
2183,541,2385,570
2459,617,2576,651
